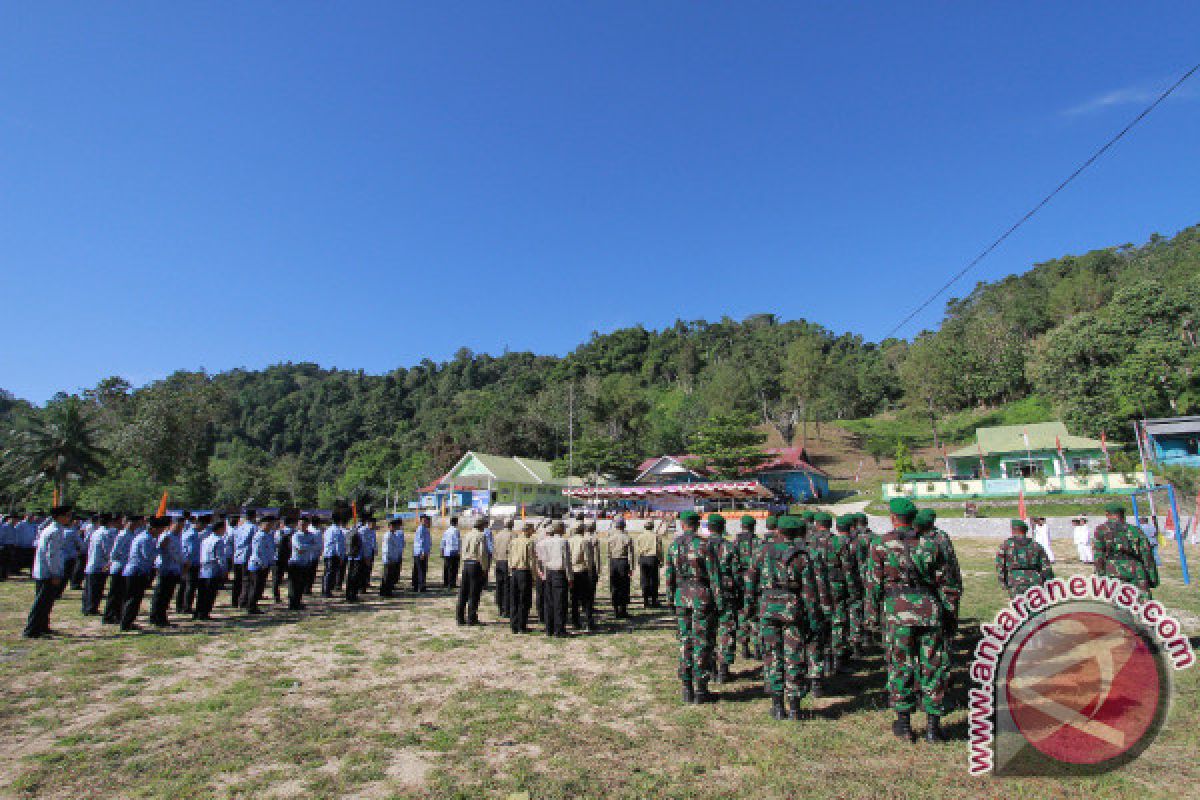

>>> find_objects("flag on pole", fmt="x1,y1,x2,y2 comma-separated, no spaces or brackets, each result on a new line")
351,501,358,524
1100,431,1112,469
156,490,169,517
941,444,952,476
52,488,60,506
1055,435,1069,474
521,503,526,521
1017,488,1027,521
853,459,863,483
977,442,988,479
805,471,818,499
1022,428,1032,451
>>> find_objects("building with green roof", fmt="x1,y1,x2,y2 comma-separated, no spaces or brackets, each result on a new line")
417,451,577,514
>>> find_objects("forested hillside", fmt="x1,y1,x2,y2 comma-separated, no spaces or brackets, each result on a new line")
3,225,1198,510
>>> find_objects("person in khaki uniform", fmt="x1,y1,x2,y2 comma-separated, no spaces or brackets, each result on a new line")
536,521,571,637
584,521,601,619
567,523,597,631
455,518,492,626
492,518,514,619
507,523,537,633
607,517,636,618
636,520,664,608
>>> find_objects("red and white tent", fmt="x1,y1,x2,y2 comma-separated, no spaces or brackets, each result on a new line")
563,480,774,500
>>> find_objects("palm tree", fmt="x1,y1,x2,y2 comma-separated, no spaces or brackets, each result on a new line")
4,396,107,504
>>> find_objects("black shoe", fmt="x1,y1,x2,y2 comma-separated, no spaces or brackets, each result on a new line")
809,679,822,699
770,693,786,720
893,712,915,742
925,714,946,743
682,681,695,704
835,656,850,675
715,663,730,684
852,643,865,660
788,696,803,721
693,679,718,704
741,642,751,659
121,624,141,632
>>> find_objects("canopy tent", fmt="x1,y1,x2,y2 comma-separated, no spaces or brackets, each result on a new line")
563,480,774,500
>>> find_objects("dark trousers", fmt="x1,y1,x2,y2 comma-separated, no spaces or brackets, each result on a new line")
494,560,510,616
443,553,460,588
0,544,10,580
456,560,485,623
242,569,268,612
58,559,77,598
83,572,108,615
303,562,318,595
103,574,127,623
176,565,199,613
609,557,631,615
71,555,86,589
570,570,595,630
544,570,568,636
535,576,545,622
23,579,58,637
149,573,180,626
194,577,218,618
345,560,362,602
322,556,342,597
412,555,428,591
639,556,661,607
381,560,402,596
272,562,288,601
363,557,375,590
230,563,246,607
287,564,306,610
509,569,533,632
120,574,151,630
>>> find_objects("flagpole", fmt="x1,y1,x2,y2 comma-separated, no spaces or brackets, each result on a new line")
1133,420,1159,521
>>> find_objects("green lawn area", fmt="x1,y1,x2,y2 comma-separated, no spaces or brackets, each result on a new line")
840,396,1059,450
1,542,1197,799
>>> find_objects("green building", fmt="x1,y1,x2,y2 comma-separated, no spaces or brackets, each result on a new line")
418,451,575,514
947,421,1110,479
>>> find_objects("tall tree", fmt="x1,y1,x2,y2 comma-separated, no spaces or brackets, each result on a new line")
684,411,770,479
4,395,107,503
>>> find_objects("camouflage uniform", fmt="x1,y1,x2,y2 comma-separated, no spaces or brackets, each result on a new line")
706,516,741,674
995,529,1054,598
865,505,955,739
829,517,862,666
1094,517,1159,601
733,517,760,658
928,526,961,661
747,516,831,719
665,515,723,700
804,520,835,680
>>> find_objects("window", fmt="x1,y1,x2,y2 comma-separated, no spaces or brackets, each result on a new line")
1187,437,1199,456
1010,460,1045,478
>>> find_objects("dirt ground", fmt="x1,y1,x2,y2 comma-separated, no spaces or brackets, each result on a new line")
1,539,1198,799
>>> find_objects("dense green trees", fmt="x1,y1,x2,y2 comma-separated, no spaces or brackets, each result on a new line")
2,224,1197,510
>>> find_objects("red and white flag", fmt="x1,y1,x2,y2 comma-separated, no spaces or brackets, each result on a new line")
941,444,952,476
1022,428,1033,452
1100,431,1112,469
1055,435,1069,474
1017,488,1027,521
977,442,988,479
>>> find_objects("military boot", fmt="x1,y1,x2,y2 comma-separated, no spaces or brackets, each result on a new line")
693,679,718,704
770,694,786,720
893,711,915,742
715,663,730,684
852,642,865,660
925,714,946,743
681,680,695,704
824,653,834,676
788,696,803,721
741,641,751,660
808,678,822,699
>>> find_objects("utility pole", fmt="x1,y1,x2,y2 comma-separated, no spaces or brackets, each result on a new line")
567,383,575,511
1133,419,1159,521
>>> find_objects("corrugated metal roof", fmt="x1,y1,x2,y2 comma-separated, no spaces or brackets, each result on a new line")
1144,416,1200,435
947,421,1105,458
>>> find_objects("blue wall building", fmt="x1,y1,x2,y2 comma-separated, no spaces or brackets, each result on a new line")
1144,416,1200,468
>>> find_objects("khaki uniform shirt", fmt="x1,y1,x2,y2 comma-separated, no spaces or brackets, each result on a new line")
461,529,491,571
635,530,662,559
508,534,535,570
536,535,570,572
493,528,513,563
568,533,595,573
585,532,601,571
607,530,635,562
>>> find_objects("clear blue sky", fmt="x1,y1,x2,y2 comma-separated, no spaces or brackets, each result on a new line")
3,3,1198,404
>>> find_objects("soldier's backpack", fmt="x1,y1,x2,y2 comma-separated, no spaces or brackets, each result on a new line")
759,543,806,624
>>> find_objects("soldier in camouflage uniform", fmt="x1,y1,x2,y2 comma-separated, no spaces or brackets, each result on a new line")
865,498,955,743
914,509,961,667
995,519,1054,598
665,510,722,704
828,514,862,673
706,514,741,683
733,515,760,659
747,515,831,720
804,512,835,693
1094,502,1159,601
743,516,778,661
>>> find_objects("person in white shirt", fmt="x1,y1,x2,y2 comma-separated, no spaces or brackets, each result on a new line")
1032,516,1055,563
1072,517,1093,563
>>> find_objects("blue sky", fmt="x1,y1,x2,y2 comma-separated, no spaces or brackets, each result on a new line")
2,3,1198,404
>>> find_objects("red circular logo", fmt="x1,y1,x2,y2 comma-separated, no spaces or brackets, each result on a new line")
1005,611,1162,766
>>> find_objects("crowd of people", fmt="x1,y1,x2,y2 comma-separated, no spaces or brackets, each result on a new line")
2,499,1164,744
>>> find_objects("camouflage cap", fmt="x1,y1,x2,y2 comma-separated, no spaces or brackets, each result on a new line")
913,508,936,526
835,514,853,532
888,498,917,518
707,513,726,530
777,515,804,532
740,515,756,528
1104,502,1126,514
1011,519,1029,532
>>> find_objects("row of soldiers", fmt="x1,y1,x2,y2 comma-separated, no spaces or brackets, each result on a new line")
667,502,963,744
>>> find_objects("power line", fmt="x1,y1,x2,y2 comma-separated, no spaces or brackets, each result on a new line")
885,61,1200,340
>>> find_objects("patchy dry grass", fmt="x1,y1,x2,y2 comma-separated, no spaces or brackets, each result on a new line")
0,542,1198,799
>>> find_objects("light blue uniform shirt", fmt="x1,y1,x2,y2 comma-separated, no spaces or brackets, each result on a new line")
108,527,136,575
441,526,461,556
32,522,66,580
156,531,183,576
0,522,14,547
247,528,276,572
233,523,257,565
360,526,377,559
290,528,320,565
123,530,158,577
199,531,225,579
221,531,236,567
85,526,115,574
16,520,39,548
180,526,202,566
413,525,432,557
62,526,84,561
322,525,346,558
382,528,406,563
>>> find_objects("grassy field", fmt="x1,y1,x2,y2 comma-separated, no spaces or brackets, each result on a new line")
1,541,1198,799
